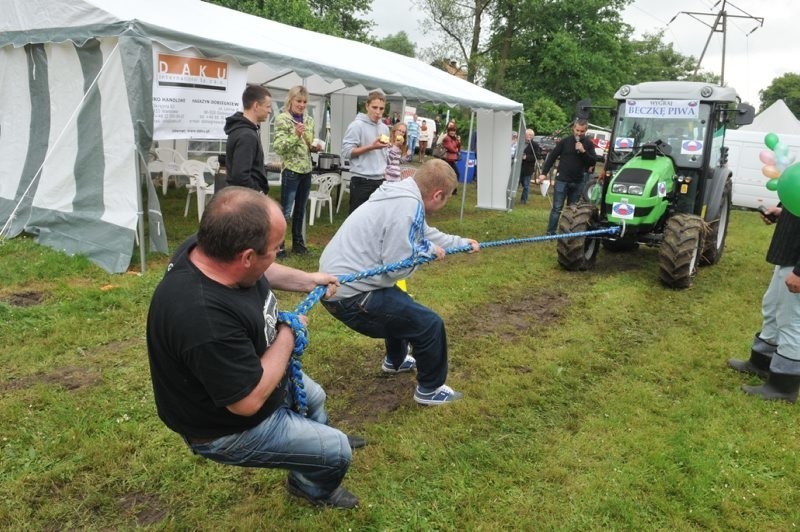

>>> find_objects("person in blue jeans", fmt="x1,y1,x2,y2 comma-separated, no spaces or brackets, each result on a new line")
406,115,420,161
319,160,480,406
146,187,361,509
538,119,597,234
273,85,320,256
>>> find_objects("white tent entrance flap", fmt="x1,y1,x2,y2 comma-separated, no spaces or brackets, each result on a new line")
0,38,141,273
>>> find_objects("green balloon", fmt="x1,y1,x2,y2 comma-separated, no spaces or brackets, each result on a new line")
777,162,800,217
765,132,779,150
766,179,779,191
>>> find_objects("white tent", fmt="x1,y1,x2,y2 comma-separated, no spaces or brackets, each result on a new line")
738,99,800,135
0,0,522,272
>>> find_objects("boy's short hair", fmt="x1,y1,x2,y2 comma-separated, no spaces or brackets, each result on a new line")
414,159,457,197
366,90,386,104
242,84,271,110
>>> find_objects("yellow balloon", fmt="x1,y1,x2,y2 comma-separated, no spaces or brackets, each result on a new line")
762,165,781,179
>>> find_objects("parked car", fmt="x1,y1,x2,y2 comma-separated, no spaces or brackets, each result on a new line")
533,135,558,160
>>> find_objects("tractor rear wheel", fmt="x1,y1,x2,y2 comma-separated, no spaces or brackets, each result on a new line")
700,179,731,265
557,203,599,271
659,213,704,289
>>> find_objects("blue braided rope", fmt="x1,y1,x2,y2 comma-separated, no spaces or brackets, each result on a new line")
277,310,310,415
281,226,618,414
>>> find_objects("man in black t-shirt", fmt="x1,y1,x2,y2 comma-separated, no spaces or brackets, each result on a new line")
146,186,359,509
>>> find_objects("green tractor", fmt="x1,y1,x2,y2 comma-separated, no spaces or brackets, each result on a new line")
557,81,755,288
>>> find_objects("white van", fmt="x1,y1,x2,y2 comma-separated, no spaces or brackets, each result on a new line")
726,129,800,209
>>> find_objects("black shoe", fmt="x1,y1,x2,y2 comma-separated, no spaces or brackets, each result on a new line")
286,480,359,509
727,333,775,379
347,434,367,450
277,244,288,259
742,371,800,403
292,242,308,255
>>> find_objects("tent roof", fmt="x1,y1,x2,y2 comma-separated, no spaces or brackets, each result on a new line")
739,99,800,135
1,0,522,112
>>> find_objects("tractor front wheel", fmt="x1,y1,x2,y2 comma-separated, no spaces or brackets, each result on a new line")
659,213,705,289
557,203,600,271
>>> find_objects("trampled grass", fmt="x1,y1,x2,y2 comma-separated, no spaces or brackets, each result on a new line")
2,183,799,529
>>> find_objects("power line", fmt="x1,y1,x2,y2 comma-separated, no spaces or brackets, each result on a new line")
668,0,763,83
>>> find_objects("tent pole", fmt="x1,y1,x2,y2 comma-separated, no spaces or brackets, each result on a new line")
136,147,147,274
459,111,476,222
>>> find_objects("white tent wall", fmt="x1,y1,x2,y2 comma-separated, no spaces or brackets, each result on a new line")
0,37,145,273
475,109,513,210
329,94,358,158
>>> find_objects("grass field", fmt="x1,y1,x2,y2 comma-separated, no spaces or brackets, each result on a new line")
2,182,799,529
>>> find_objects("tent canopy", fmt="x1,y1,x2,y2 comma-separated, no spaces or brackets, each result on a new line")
739,99,800,135
1,0,522,111
1,0,521,274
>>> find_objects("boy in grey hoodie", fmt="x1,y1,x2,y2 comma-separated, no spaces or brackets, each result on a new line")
320,160,480,405
341,91,391,214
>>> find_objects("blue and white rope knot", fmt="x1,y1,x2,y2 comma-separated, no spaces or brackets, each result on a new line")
281,226,619,415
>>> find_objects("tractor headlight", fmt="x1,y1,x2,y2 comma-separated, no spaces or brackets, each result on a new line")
627,185,644,195
612,183,628,194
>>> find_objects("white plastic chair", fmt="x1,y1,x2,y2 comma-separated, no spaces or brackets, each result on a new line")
308,173,340,226
155,148,188,195
181,160,215,221
206,155,221,172
336,171,351,213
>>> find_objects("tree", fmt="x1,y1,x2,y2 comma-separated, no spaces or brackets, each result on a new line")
414,0,495,83
206,0,373,42
525,97,567,136
627,32,719,85
375,32,416,58
759,73,800,115
485,0,634,126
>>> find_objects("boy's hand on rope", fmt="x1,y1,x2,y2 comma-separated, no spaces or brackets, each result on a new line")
433,245,446,261
465,239,480,253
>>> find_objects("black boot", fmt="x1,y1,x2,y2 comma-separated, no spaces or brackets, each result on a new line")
727,332,775,379
292,240,308,255
742,371,800,403
277,243,288,259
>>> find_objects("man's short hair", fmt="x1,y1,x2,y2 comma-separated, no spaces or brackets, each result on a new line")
197,187,271,261
242,84,271,110
366,90,386,104
413,159,458,197
573,118,589,128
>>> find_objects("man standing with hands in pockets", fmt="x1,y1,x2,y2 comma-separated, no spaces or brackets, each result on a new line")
538,119,597,235
341,91,391,214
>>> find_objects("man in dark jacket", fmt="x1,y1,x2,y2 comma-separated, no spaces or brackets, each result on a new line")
728,205,800,402
224,85,271,194
519,128,542,204
537,119,597,234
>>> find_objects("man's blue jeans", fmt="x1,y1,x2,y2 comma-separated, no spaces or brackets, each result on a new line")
519,171,532,203
407,135,419,159
546,180,583,234
321,285,449,390
280,169,312,244
187,373,351,499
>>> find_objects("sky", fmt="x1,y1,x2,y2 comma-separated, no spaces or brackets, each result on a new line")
369,0,797,108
